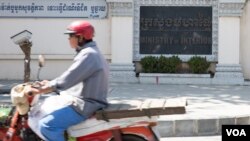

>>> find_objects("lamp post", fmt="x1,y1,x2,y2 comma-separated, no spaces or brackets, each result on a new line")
10,30,32,82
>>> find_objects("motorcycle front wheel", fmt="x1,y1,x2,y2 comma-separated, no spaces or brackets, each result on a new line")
110,134,146,141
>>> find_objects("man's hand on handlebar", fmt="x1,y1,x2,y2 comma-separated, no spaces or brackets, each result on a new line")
24,80,53,96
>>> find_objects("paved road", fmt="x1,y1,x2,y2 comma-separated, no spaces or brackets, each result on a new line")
0,94,11,103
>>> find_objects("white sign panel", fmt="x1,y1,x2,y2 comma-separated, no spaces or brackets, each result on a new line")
0,0,107,18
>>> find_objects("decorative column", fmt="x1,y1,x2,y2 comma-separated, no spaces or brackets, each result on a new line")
213,0,246,85
107,0,139,83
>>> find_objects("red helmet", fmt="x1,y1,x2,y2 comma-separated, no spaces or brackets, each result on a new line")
64,20,94,40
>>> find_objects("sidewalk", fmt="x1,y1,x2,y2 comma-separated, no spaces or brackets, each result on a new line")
1,80,250,137
108,83,250,137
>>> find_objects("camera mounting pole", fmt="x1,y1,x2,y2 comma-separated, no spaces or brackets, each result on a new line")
19,41,32,82
11,30,32,83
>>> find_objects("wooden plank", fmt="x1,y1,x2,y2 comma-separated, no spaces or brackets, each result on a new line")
150,99,166,109
95,98,187,120
139,99,152,110
118,100,142,111
164,98,187,108
104,100,143,112
95,106,185,120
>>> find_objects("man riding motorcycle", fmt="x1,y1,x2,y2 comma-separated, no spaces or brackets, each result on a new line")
24,20,109,141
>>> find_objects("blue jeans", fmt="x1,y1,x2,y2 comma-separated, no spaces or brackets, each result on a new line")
38,106,86,141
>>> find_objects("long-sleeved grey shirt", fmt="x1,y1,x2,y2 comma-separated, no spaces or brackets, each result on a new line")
49,41,109,118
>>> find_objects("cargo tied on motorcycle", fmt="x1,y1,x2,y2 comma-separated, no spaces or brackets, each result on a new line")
95,98,187,120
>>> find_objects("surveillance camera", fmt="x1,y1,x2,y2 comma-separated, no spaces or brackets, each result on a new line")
10,30,32,45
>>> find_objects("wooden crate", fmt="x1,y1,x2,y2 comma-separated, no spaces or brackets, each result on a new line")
95,98,187,120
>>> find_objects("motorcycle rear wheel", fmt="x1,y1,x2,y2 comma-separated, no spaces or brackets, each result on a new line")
110,134,146,141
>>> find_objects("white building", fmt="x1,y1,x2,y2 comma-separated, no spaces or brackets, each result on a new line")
0,0,249,85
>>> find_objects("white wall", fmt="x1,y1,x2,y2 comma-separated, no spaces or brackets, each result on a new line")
240,1,250,79
218,17,240,64
0,18,110,57
111,17,133,63
0,18,111,80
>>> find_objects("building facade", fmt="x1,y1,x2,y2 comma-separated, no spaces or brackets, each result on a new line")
0,0,249,85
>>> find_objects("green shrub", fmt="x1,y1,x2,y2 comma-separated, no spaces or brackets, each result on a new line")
187,56,210,74
140,56,158,73
158,55,181,73
140,55,182,73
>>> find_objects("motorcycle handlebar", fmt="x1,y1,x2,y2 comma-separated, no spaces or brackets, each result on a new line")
27,82,43,96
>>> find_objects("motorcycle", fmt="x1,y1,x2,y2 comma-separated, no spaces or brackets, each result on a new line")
0,55,186,141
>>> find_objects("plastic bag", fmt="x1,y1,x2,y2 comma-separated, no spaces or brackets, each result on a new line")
28,94,75,140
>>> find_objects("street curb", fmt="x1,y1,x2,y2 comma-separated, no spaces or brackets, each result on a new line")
157,115,250,137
